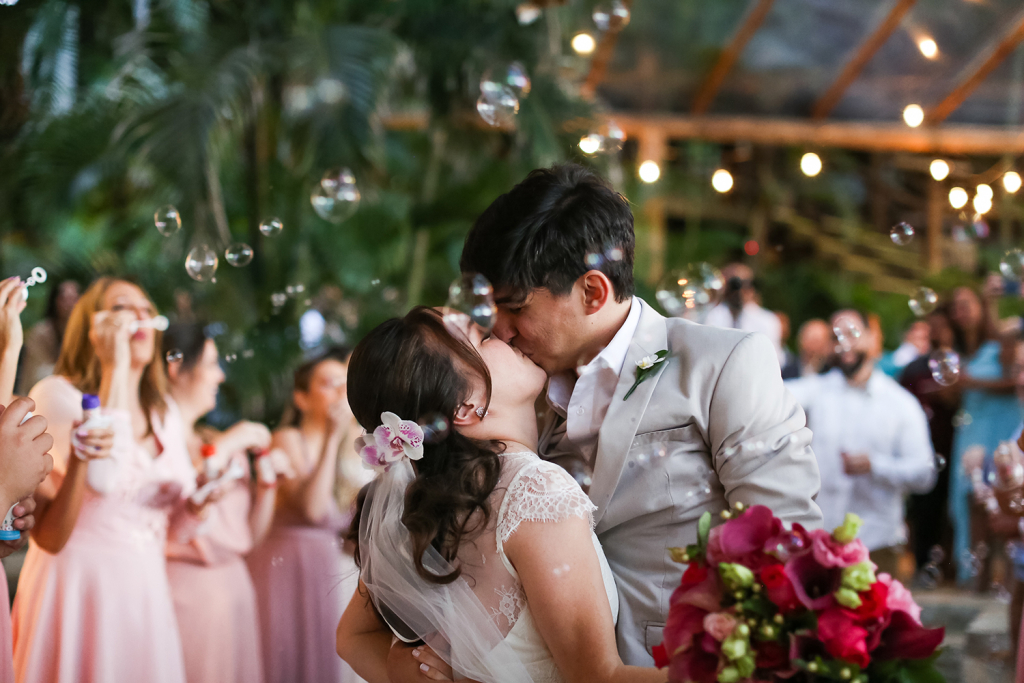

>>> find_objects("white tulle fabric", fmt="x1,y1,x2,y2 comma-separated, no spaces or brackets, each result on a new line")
359,451,618,683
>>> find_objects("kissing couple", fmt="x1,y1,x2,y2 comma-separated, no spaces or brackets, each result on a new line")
336,164,824,683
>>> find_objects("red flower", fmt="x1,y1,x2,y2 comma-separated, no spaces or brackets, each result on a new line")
681,562,709,587
784,551,843,611
871,610,945,661
759,564,802,614
755,640,789,670
854,581,890,623
668,634,721,683
817,608,870,669
652,644,669,669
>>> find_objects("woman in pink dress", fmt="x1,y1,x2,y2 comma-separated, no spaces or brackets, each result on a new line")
12,277,199,683
247,348,368,683
162,322,281,683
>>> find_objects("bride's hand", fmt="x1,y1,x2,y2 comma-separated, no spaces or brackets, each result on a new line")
410,646,453,681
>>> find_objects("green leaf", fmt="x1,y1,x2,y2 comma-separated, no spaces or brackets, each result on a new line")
655,349,669,360
698,511,712,550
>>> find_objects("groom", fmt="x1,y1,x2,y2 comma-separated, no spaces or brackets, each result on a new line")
459,164,823,665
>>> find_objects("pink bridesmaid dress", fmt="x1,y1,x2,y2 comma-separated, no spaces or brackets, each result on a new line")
0,572,13,683
166,451,264,683
247,495,362,683
13,376,196,683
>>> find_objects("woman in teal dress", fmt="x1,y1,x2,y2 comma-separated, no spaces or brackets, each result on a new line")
948,286,1019,584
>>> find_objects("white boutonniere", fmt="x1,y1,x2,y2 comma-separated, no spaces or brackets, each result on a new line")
624,350,668,400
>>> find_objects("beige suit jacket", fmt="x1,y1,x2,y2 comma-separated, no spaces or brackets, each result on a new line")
539,298,823,665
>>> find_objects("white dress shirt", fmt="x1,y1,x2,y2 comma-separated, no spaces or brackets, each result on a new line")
704,302,784,364
785,368,936,551
547,297,642,464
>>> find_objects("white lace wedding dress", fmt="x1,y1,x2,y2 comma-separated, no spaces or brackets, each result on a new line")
475,451,620,682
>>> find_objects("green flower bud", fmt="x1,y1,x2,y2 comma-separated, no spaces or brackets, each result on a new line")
719,563,755,591
841,561,877,593
833,513,863,544
721,636,748,661
736,655,756,679
718,666,741,683
735,624,750,638
834,587,863,609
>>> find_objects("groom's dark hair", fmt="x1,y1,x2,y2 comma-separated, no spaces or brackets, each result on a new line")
460,164,635,304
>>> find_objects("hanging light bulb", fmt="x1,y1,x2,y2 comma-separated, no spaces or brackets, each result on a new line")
929,159,949,181
572,33,597,55
918,38,938,59
711,169,734,193
976,184,993,201
949,187,968,209
903,104,925,128
1004,171,1022,193
800,153,822,177
973,193,993,214
579,134,603,155
638,160,660,183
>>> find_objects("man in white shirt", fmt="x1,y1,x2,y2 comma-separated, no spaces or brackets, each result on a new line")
786,309,937,575
703,263,784,363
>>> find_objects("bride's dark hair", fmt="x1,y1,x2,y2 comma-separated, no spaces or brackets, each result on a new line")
347,306,502,584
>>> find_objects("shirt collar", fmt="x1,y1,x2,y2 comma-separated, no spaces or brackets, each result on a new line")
546,297,641,413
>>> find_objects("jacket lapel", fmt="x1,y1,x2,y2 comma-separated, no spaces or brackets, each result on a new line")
589,301,671,525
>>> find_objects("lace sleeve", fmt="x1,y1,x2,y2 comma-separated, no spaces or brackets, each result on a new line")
497,459,597,545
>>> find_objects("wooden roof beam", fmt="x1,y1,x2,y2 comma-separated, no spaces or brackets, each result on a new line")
580,0,633,100
690,0,776,115
926,6,1024,124
607,113,1024,155
811,0,917,120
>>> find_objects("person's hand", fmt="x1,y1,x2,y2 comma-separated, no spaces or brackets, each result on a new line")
842,452,872,476
0,496,36,558
216,421,272,456
88,310,134,371
71,419,115,461
0,398,54,505
388,642,457,682
984,273,1004,301
327,398,354,439
267,447,296,479
0,277,27,360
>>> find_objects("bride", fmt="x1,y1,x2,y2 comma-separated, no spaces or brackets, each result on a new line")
336,307,665,683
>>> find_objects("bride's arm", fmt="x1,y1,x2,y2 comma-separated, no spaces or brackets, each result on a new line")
505,516,668,683
336,580,395,683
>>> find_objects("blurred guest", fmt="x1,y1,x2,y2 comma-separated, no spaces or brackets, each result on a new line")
786,309,936,575
776,311,796,375
781,318,831,379
246,349,368,683
16,280,80,395
13,278,199,683
947,285,1019,584
163,323,285,683
0,276,56,683
899,307,960,580
704,263,784,364
877,320,930,379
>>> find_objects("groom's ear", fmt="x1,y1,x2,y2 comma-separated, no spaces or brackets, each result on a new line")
452,402,478,427
580,270,614,315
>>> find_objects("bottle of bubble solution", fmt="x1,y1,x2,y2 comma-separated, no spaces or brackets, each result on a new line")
79,394,115,493
201,444,220,480
0,411,34,541
254,448,276,487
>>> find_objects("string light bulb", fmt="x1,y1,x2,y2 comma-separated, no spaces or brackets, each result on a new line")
918,38,938,59
1004,171,1022,193
800,153,822,177
638,160,660,183
571,33,596,55
949,187,968,209
929,159,949,181
973,193,992,214
976,184,993,201
903,104,924,128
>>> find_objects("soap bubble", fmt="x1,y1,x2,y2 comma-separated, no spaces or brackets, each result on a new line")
1000,249,1024,279
909,287,938,317
311,168,360,223
592,1,630,31
929,545,946,565
419,413,451,444
270,292,288,308
890,222,915,246
225,243,253,267
832,315,863,352
935,453,948,472
165,349,183,364
969,215,990,240
259,217,283,237
928,349,960,386
483,62,531,98
185,244,218,282
155,205,181,236
602,121,626,152
224,353,237,363
655,263,724,317
515,3,541,25
443,273,497,337
605,246,624,262
285,284,306,297
585,252,604,268
636,443,669,469
476,81,519,128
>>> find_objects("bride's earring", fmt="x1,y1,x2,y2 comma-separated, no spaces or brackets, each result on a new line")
475,407,488,419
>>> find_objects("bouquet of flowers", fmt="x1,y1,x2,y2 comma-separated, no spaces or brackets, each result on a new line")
654,504,945,683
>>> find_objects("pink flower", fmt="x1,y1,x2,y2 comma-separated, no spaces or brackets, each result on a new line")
357,411,425,472
878,573,921,624
707,505,785,570
702,612,738,642
784,550,843,611
809,528,870,568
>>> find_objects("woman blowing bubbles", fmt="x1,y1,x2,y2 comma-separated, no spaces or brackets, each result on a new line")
13,278,202,683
